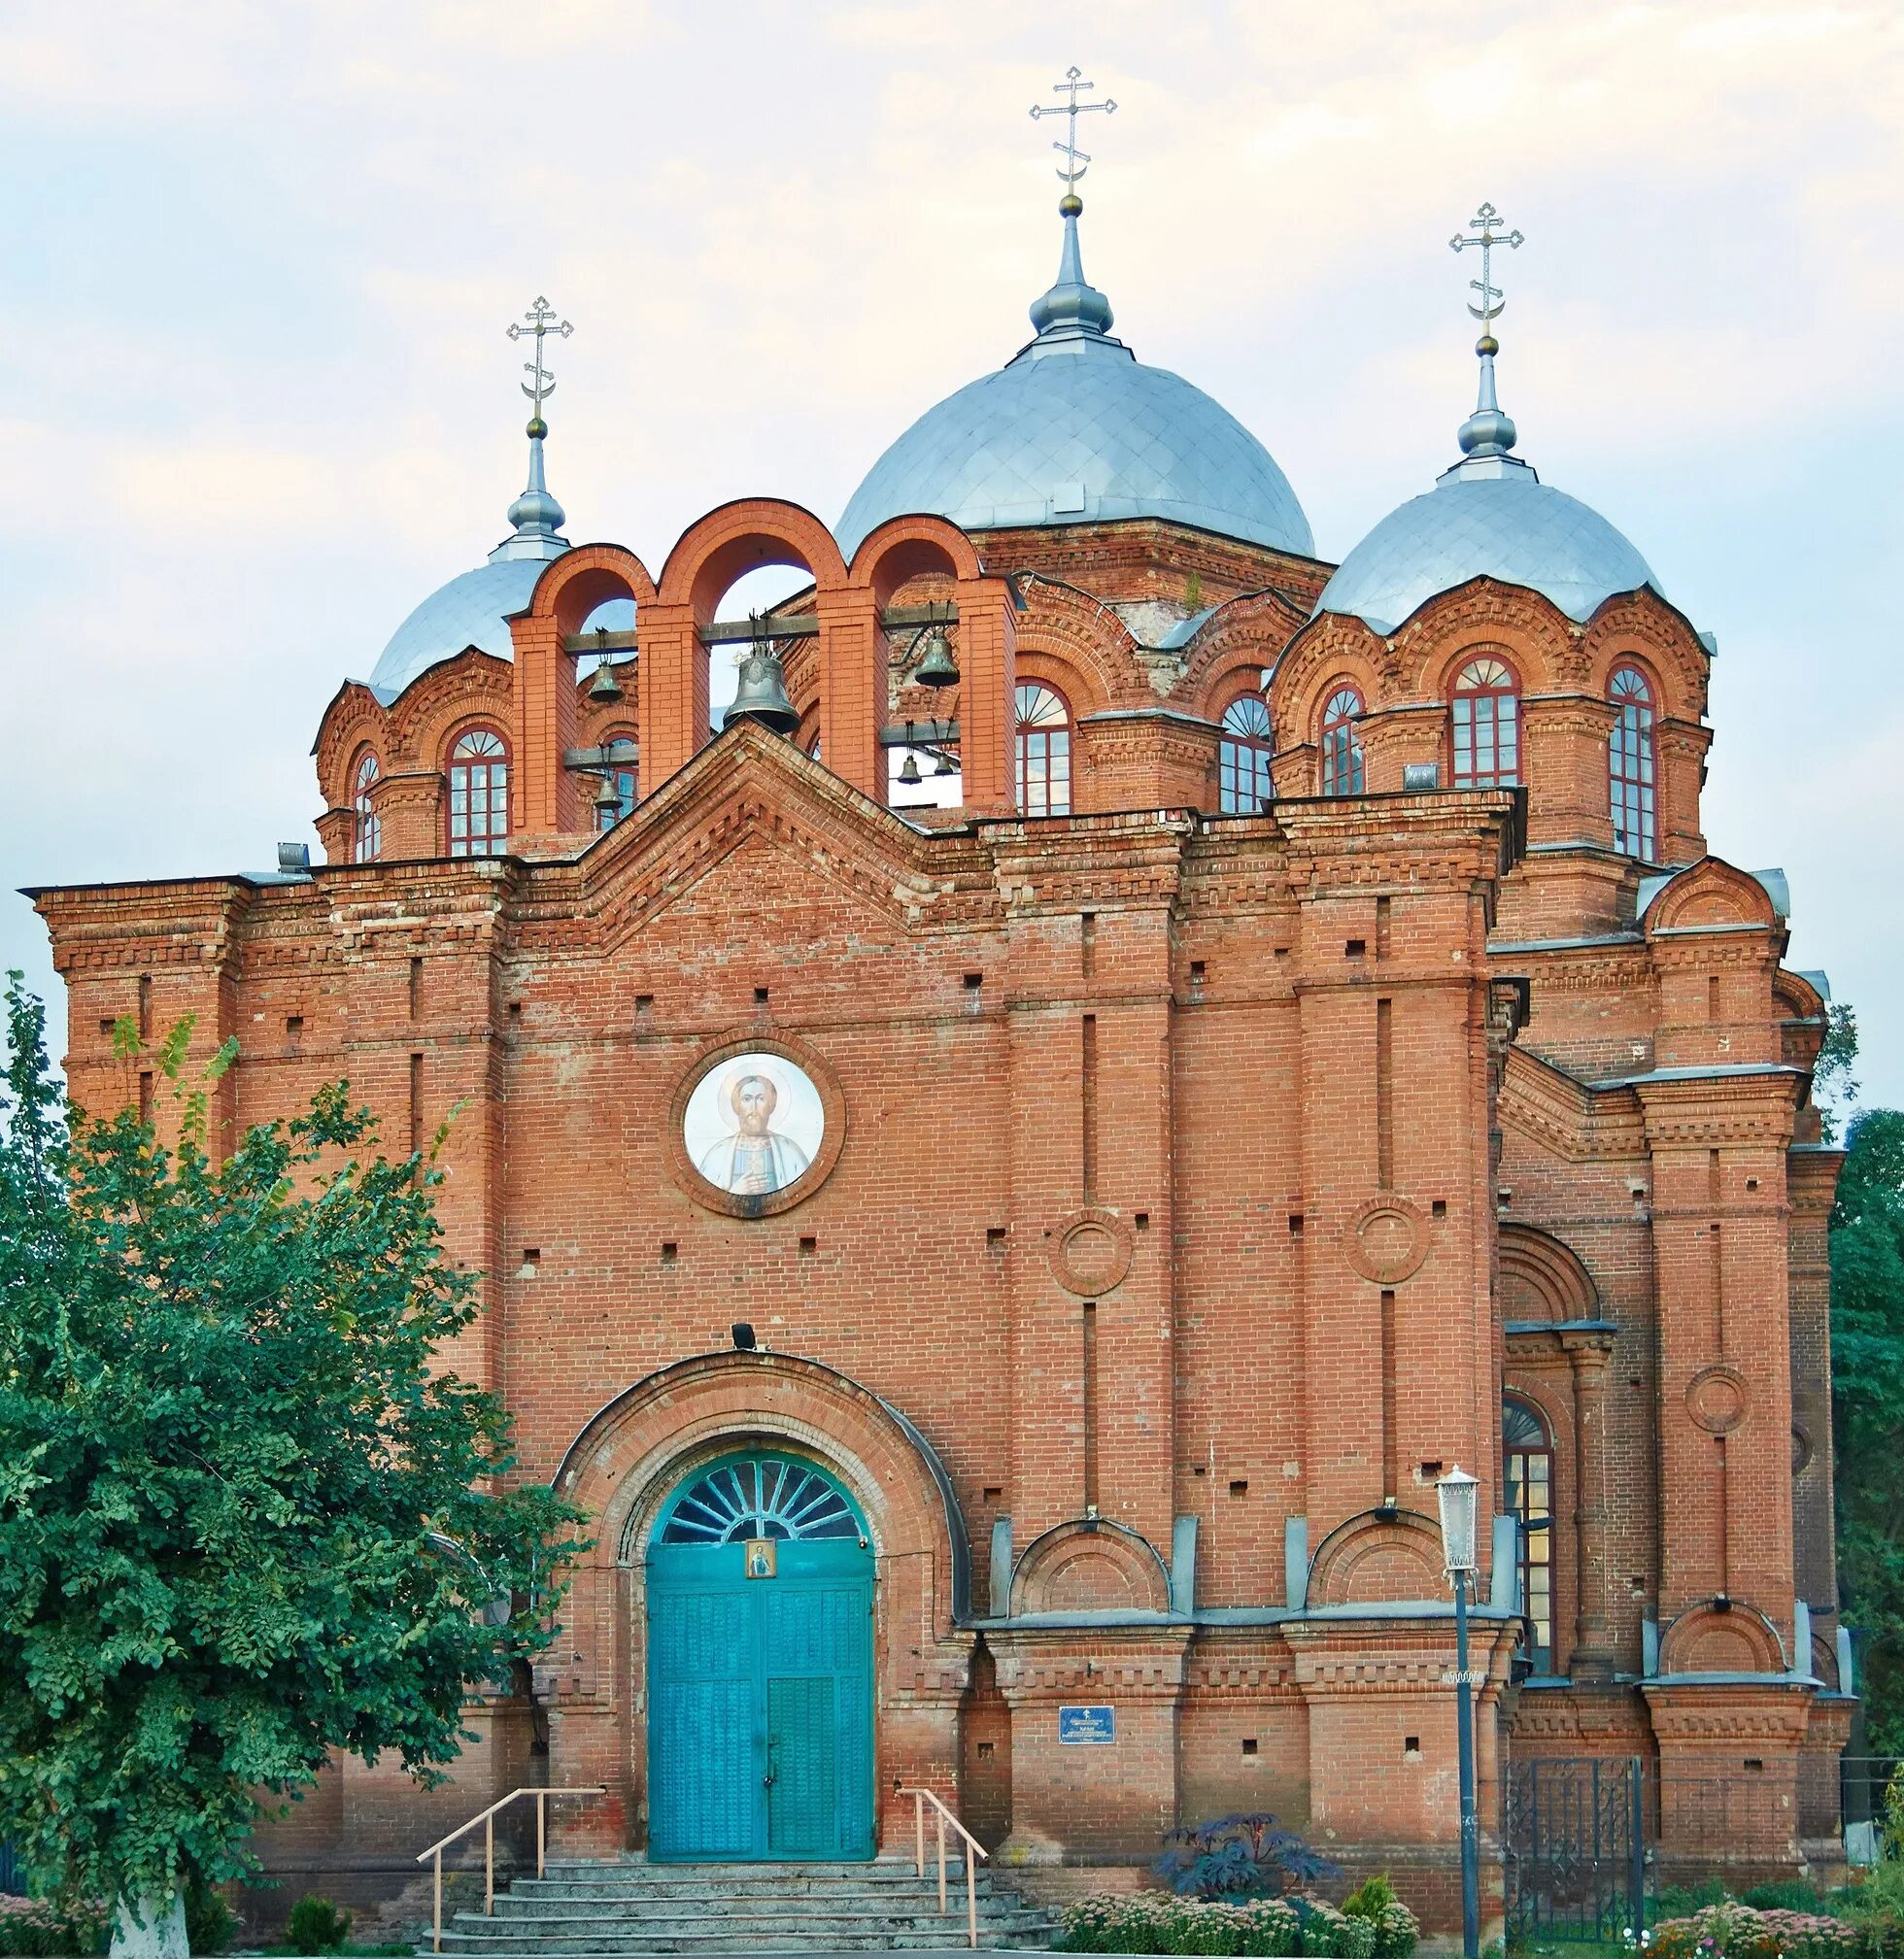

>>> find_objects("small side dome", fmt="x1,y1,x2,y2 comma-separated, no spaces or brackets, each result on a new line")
370,557,554,698
1316,328,1660,635
363,411,631,699
1317,470,1660,638
837,202,1312,561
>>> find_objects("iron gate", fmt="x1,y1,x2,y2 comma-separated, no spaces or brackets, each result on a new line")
1506,1756,1647,1942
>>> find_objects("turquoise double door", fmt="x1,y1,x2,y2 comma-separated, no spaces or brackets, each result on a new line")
646,1453,874,1862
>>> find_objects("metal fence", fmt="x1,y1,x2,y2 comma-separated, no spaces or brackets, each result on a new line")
0,1841,22,1895
1507,1753,1865,1941
1505,1756,1647,1942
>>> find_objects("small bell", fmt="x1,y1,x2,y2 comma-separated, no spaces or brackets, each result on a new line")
934,746,958,778
898,749,922,786
722,635,799,734
588,657,624,704
591,770,622,819
912,623,960,689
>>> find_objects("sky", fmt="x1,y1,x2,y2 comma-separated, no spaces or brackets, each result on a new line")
1,1,1900,1112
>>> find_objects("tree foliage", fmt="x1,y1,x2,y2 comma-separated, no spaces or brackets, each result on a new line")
1833,1105,1904,1749
0,975,584,1913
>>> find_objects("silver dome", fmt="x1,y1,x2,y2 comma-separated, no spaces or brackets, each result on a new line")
362,425,632,699
837,210,1312,560
1316,341,1660,635
370,557,553,698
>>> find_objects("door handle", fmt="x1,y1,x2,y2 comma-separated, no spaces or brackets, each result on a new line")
765,1735,777,1788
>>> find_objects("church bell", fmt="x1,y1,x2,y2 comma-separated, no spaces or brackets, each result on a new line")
591,769,622,817
587,656,624,704
723,645,799,735
911,623,960,689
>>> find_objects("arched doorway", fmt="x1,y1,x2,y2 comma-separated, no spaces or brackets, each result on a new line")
645,1450,875,1862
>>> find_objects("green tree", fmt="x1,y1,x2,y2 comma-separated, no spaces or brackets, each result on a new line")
0,977,584,1955
1833,1105,1904,1749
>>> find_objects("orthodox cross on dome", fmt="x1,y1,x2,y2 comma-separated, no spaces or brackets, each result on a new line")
1449,203,1523,332
1030,65,1117,190
1446,204,1525,466
506,295,572,430
491,295,573,563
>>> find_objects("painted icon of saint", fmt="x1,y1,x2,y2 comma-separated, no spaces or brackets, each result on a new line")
697,1071,812,1195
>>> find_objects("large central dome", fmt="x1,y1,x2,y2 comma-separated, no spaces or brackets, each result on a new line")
837,204,1312,561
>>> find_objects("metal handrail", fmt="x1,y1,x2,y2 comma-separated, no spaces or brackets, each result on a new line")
896,1785,988,1950
414,1786,604,1953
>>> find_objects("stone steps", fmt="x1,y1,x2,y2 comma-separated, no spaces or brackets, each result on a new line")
417,1856,1060,1954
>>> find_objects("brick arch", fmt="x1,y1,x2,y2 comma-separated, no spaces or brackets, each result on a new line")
1273,610,1398,704
520,543,659,634
1009,1519,1171,1616
1499,1224,1600,1325
847,514,984,606
390,656,514,772
1642,856,1778,933
1308,1506,1445,1607
1014,581,1148,713
1172,591,1305,720
1581,591,1710,726
1390,585,1574,698
313,681,392,813
544,1351,975,1854
554,1350,969,1624
1658,1599,1787,1675
658,497,848,621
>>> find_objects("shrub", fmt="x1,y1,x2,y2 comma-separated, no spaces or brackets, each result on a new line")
286,1893,355,1955
1741,1879,1828,1913
1649,1904,1860,1959
0,1896,110,1957
185,1874,236,1955
1059,1893,1305,1955
1340,1876,1418,1959
1294,1898,1379,1959
1158,1815,1340,1900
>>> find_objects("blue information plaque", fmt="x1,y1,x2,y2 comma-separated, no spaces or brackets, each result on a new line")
1058,1704,1116,1745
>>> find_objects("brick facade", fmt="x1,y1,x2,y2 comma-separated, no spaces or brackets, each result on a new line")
30,499,1846,1929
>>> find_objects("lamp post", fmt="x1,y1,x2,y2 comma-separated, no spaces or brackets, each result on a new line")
1436,1465,1481,1959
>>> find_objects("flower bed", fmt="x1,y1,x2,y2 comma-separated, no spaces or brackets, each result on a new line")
0,1895,109,1958
1060,1891,1413,1957
1649,1904,1864,1959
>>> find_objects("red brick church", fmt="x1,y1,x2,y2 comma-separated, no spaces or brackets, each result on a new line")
31,148,1849,1927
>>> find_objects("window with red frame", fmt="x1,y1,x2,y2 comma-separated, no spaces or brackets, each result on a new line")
353,750,382,862
1319,685,1366,796
1451,657,1520,788
1608,663,1657,861
447,726,509,858
1217,693,1275,813
1016,682,1071,816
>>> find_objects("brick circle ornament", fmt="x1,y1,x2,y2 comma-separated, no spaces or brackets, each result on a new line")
1343,1195,1430,1285
1046,1207,1137,1298
667,1032,846,1219
1686,1364,1748,1435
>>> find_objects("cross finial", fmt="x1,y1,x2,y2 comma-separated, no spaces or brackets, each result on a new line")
1449,203,1524,333
506,295,573,429
1030,65,1117,191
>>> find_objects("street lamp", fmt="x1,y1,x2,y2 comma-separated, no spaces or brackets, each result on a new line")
1436,1465,1481,1959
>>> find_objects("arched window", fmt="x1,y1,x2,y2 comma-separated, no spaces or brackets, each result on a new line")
1016,682,1071,817
352,750,382,863
1608,663,1657,862
1451,658,1520,788
1319,685,1366,796
1218,693,1275,813
1503,1398,1554,1672
447,726,509,858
